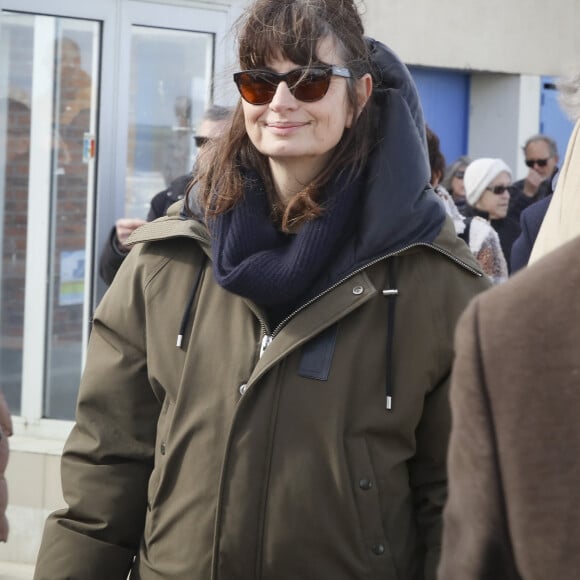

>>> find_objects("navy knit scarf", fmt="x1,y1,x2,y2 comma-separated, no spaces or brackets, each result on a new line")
208,168,362,308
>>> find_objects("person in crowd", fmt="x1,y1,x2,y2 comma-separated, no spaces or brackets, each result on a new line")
98,104,231,285
0,389,12,543
463,157,520,272
442,155,471,213
34,1,489,578
509,193,552,273
512,75,580,273
438,74,580,580
427,128,507,284
507,134,559,224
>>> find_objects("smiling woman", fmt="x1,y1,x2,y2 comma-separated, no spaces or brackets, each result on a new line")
33,1,490,578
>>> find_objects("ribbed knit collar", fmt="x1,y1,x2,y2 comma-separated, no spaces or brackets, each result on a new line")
207,168,362,307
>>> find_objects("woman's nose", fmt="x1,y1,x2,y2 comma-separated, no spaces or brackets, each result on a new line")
269,82,298,110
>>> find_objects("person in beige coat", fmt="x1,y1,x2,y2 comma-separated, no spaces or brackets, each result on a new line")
439,73,580,580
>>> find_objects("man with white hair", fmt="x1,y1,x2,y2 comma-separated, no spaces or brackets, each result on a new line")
507,133,559,225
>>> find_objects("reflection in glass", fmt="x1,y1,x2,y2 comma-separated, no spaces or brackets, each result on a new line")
46,21,100,419
0,73,32,415
0,13,99,419
126,27,213,218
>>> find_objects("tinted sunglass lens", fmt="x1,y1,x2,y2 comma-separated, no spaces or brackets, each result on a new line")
195,136,209,148
291,69,331,101
537,159,548,167
236,72,277,105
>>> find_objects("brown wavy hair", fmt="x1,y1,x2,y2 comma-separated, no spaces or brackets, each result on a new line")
192,0,377,232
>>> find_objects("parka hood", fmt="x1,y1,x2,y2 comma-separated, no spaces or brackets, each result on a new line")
306,38,447,289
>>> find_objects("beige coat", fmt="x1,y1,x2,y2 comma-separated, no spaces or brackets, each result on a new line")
439,234,580,579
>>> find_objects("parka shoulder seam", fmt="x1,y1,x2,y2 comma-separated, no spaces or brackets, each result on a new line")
137,238,206,295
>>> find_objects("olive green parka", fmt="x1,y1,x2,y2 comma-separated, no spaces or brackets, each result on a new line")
34,39,491,580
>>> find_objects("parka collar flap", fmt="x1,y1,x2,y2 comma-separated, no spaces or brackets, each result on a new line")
245,270,377,389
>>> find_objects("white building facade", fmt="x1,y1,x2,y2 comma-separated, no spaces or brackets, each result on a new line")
0,0,577,568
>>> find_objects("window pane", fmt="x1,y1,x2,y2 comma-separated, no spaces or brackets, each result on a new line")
125,26,213,218
0,13,34,415
0,13,100,419
45,20,100,419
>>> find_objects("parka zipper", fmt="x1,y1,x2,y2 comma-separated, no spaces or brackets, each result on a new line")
258,241,481,354
259,334,273,358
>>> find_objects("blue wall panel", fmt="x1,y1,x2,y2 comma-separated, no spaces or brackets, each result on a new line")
408,67,470,167
540,76,574,163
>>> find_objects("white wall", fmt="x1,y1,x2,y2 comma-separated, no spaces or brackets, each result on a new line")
363,0,579,77
468,74,542,179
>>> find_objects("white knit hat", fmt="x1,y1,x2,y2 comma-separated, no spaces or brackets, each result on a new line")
464,158,512,206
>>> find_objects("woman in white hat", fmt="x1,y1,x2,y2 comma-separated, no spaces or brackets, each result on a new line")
464,157,520,271
426,128,507,284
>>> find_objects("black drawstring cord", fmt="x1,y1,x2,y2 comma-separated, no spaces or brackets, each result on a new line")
176,254,207,348
382,258,398,410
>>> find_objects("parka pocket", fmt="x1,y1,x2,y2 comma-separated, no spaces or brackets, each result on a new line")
345,436,400,580
147,397,175,511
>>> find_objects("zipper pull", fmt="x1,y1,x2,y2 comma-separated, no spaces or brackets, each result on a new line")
260,334,273,358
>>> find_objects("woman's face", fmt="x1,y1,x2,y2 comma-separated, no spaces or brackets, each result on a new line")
475,171,511,219
450,165,467,200
241,37,370,179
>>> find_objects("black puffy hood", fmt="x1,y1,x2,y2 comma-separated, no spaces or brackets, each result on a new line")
323,38,446,285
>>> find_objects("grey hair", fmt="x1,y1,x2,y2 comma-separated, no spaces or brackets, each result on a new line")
442,155,471,192
523,134,559,158
557,74,580,122
203,104,233,122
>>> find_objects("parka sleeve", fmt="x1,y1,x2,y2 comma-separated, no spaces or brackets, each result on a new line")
437,300,518,579
34,248,162,580
407,256,492,580
407,373,451,580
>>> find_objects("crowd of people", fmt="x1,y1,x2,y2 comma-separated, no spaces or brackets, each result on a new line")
427,127,564,282
19,0,579,578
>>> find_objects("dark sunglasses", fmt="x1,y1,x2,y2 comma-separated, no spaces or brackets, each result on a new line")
233,65,352,105
194,136,210,148
486,184,510,195
453,170,465,179
525,157,549,168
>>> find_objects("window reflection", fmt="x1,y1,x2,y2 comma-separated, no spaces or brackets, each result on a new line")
0,13,99,419
125,27,213,218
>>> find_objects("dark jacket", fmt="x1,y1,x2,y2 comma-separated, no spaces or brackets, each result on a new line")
34,39,490,580
510,195,551,274
98,173,192,285
463,206,520,272
507,168,557,225
440,234,580,579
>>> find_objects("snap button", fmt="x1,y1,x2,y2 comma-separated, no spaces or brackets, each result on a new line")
352,285,364,295
359,478,373,491
239,383,248,395
160,442,166,455
371,543,385,556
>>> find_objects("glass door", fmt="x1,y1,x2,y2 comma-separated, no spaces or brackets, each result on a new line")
0,0,233,428
0,12,100,419
125,26,214,219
